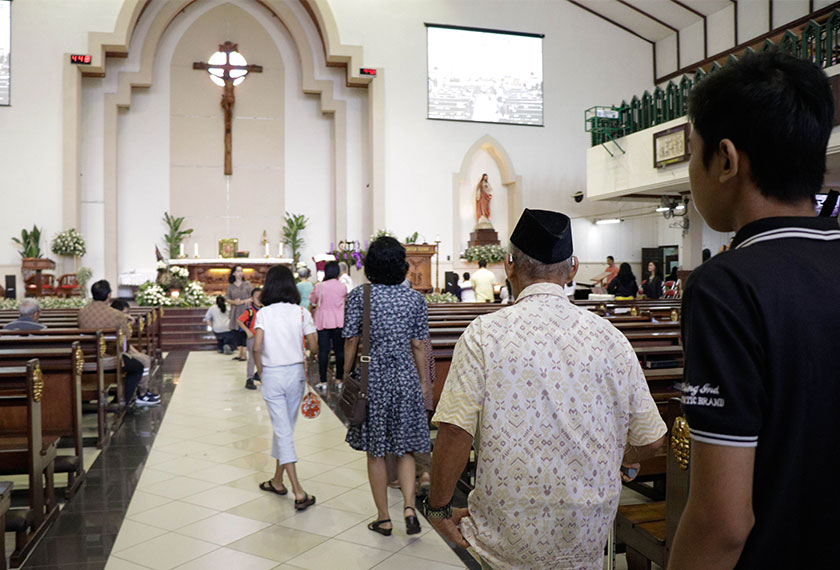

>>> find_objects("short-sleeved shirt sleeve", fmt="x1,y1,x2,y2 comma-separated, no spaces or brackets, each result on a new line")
409,293,429,340
432,318,485,437
621,342,668,447
342,286,362,338
681,263,765,447
302,308,316,336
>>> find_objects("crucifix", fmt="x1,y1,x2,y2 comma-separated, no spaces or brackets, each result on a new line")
193,41,262,175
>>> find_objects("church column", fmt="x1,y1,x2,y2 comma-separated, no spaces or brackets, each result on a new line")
103,94,119,287
369,68,385,231
62,61,82,236
682,200,704,270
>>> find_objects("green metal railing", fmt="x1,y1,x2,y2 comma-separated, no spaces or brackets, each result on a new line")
588,9,840,148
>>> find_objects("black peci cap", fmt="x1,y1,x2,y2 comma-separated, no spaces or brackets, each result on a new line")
509,208,573,264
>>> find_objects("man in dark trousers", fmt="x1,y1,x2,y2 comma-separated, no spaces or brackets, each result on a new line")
669,51,840,569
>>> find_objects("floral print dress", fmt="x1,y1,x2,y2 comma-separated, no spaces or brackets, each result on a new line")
344,284,431,457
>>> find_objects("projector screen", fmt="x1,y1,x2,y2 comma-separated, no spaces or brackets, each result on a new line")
427,24,543,126
815,192,840,217
0,1,9,106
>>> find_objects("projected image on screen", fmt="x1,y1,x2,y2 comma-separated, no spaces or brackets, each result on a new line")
427,25,543,126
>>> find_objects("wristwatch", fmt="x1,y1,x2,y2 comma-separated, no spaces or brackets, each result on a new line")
423,497,452,520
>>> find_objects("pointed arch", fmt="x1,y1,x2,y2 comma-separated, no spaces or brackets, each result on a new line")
451,135,524,253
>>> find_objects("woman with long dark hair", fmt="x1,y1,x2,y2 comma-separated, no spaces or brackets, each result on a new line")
343,237,430,537
225,265,253,361
309,261,347,392
607,262,638,300
641,261,663,299
253,265,317,511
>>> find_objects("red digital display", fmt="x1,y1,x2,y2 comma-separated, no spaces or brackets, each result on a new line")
360,68,376,76
70,54,92,65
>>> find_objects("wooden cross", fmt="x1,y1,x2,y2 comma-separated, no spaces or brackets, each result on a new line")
193,41,262,175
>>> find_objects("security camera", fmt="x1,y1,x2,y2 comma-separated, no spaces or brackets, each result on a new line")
572,191,584,203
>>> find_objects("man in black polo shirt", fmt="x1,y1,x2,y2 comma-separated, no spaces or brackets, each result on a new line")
668,52,840,569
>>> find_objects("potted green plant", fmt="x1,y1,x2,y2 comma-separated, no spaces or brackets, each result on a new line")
282,212,309,264
162,212,193,259
12,225,43,259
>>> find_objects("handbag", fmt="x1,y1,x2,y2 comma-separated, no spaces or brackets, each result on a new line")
300,308,321,419
340,283,371,425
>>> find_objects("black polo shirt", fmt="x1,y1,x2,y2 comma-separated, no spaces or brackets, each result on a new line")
681,216,840,569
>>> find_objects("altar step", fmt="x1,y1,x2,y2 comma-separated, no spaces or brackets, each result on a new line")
160,308,216,351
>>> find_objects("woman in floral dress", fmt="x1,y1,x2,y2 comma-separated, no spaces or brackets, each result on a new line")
343,237,430,537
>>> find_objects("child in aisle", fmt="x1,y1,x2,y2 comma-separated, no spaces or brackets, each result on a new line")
239,287,263,390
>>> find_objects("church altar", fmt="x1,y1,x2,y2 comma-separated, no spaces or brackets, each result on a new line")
172,258,293,295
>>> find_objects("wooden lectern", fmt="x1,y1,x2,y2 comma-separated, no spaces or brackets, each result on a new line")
404,244,436,293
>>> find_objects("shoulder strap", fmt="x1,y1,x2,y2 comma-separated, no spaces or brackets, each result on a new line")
359,284,372,393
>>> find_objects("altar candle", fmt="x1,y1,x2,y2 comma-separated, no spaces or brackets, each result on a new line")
265,243,270,257
435,235,441,242
179,243,184,257
194,243,199,258
278,243,283,257
330,242,334,252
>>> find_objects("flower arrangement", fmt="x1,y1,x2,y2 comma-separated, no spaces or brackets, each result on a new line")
51,228,86,257
156,260,167,272
0,297,89,310
463,245,507,264
424,292,459,304
170,266,189,279
136,279,213,307
370,229,395,241
329,247,366,270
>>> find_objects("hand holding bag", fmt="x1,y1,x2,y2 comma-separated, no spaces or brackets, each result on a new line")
340,283,371,425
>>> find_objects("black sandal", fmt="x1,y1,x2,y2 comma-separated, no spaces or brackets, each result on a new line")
258,480,288,495
368,518,392,536
404,506,421,535
294,493,316,511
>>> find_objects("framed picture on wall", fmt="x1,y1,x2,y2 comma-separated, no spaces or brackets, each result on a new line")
218,238,238,258
653,124,690,168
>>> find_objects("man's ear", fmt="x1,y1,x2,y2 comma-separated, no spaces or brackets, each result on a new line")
718,139,740,184
567,256,579,284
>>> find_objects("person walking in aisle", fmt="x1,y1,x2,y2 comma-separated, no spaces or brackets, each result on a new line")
253,265,316,511
343,236,431,537
226,265,253,362
309,261,347,393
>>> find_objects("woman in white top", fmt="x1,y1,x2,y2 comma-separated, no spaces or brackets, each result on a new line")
204,296,233,353
253,265,318,511
460,272,476,302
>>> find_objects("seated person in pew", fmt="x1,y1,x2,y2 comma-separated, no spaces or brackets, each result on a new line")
111,299,160,406
607,262,638,300
428,208,666,570
78,280,156,408
2,298,46,331
668,52,840,570
459,272,476,302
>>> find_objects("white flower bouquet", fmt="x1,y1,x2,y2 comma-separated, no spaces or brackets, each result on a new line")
170,266,190,279
51,229,87,257
156,260,167,271
424,292,459,304
463,245,506,264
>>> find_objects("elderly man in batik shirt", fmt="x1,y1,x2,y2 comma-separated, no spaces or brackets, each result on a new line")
425,209,667,570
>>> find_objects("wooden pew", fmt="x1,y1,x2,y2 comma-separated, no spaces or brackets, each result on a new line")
615,399,691,570
0,344,85,498
0,330,122,448
0,361,60,568
0,481,11,570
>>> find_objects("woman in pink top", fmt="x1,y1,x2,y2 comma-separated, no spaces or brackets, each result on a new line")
309,261,348,392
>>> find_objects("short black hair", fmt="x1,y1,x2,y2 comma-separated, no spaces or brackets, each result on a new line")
478,260,487,268
91,280,111,301
364,237,408,285
463,272,470,281
324,261,340,281
228,265,243,284
702,248,712,262
688,50,833,202
607,256,614,262
251,287,262,298
261,265,300,306
110,299,129,312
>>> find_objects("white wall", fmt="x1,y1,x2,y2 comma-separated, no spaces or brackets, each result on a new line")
680,20,705,69
0,0,122,295
329,0,654,265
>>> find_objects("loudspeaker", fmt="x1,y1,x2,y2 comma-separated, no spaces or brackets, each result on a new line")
5,275,16,299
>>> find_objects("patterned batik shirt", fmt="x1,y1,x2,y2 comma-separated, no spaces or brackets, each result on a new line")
78,301,131,337
433,283,666,570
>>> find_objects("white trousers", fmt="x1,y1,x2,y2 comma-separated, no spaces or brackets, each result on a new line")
261,363,305,465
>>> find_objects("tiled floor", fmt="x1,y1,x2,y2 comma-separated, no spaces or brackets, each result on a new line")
105,351,468,570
